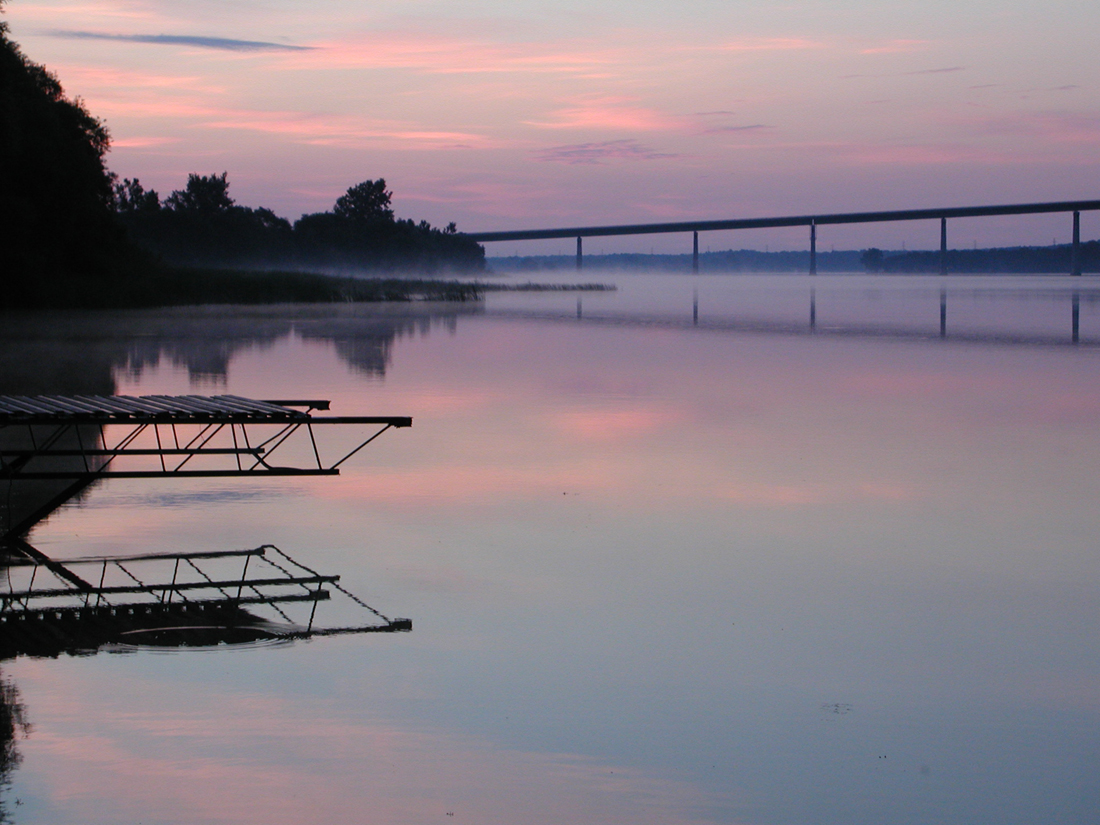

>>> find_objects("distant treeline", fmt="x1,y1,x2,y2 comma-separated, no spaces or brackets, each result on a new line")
862,243,1100,273
490,244,1099,274
113,174,485,274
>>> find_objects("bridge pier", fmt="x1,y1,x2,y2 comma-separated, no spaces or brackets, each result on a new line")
809,220,817,275
940,288,947,338
576,236,583,270
1072,211,1081,276
693,231,699,273
1072,292,1080,342
940,217,948,275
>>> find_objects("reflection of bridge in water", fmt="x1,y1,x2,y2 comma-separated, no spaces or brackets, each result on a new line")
510,285,1100,347
0,394,412,659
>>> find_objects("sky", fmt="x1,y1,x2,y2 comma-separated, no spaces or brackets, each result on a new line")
6,0,1100,252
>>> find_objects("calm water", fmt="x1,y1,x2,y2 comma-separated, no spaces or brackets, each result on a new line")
2,273,1099,824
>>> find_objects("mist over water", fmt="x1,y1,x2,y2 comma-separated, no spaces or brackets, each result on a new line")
2,273,1098,824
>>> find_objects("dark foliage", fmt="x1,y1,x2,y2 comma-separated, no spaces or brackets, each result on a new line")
132,269,482,304
0,8,133,301
871,241,1100,273
333,178,394,221
115,173,295,268
115,175,485,273
861,248,885,272
0,267,480,308
0,672,28,824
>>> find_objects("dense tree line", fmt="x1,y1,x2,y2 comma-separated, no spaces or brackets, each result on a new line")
112,173,484,273
861,243,1100,273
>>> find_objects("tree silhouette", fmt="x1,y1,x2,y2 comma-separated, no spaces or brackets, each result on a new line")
333,179,394,221
165,172,233,213
0,0,125,301
112,177,160,214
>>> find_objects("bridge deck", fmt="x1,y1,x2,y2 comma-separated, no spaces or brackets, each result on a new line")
465,198,1100,242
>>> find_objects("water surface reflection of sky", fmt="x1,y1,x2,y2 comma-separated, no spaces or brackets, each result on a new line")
4,275,1099,824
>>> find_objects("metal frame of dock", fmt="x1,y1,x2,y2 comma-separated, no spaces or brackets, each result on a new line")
0,395,413,656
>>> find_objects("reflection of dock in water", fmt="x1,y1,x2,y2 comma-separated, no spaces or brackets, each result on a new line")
0,394,412,659
1,545,409,659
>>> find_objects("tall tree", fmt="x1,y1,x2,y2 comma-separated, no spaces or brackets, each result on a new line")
333,179,394,221
0,1,124,301
165,172,233,213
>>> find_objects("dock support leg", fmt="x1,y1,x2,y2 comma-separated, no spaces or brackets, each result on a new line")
809,220,817,275
1072,211,1081,276
576,236,583,270
693,231,699,273
940,217,947,275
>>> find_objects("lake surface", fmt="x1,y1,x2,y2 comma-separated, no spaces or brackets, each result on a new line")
2,272,1099,824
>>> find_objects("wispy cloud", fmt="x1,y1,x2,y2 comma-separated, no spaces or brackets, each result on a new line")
83,91,498,150
110,136,180,148
702,123,773,134
281,34,617,75
51,63,227,94
905,66,964,75
526,97,685,131
859,39,930,55
47,30,313,52
712,37,825,52
842,66,965,79
535,139,677,164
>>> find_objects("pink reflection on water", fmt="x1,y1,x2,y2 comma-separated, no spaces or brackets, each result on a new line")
549,408,683,442
11,661,722,825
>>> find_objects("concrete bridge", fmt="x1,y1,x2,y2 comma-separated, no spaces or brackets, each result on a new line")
466,199,1100,275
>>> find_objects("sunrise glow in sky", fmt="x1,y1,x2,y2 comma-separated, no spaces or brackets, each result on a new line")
6,0,1100,251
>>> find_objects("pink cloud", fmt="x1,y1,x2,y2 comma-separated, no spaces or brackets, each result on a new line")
50,64,227,94
526,97,687,131
709,37,826,52
89,95,500,149
11,2,160,23
202,111,495,148
111,136,180,147
281,34,621,76
858,39,931,55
